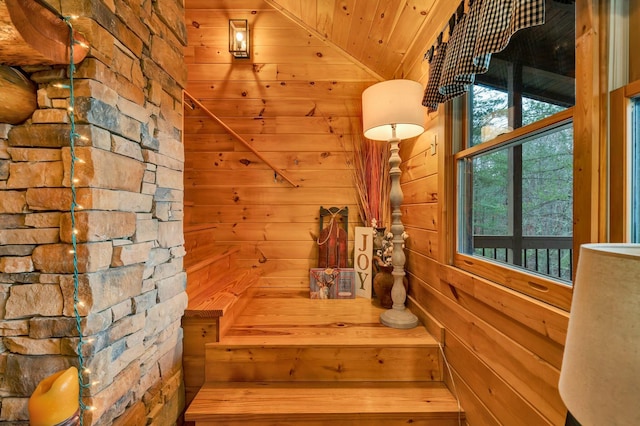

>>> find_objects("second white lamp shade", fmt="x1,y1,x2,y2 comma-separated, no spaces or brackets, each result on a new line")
559,244,640,425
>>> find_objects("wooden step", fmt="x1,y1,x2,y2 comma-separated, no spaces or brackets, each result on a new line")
221,288,441,346
186,267,258,316
185,289,462,425
186,381,463,426
183,260,262,407
206,344,441,382
184,244,237,273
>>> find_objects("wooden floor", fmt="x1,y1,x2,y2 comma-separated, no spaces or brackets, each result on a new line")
188,381,462,425
223,288,440,346
185,288,464,425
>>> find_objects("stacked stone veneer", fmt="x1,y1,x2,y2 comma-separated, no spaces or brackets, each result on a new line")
0,0,187,424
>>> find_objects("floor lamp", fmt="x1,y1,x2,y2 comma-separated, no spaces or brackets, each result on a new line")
559,243,640,425
362,79,425,329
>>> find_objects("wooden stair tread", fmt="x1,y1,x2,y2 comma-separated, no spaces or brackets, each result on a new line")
220,328,438,346
184,245,239,272
184,289,462,425
220,288,438,346
186,266,250,300
185,268,262,318
186,381,462,422
205,345,441,382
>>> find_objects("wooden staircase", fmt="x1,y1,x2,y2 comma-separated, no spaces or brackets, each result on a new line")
182,225,263,405
184,289,464,425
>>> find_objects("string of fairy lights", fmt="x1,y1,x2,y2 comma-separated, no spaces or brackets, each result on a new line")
53,12,94,423
64,16,89,421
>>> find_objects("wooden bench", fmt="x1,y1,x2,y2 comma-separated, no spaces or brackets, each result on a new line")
182,225,263,408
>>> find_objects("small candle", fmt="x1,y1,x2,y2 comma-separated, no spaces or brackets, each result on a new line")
28,366,79,426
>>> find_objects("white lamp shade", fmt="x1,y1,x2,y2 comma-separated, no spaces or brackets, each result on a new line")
362,79,425,141
559,243,640,425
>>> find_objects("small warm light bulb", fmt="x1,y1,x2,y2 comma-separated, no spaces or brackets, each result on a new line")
73,178,79,183
76,158,86,164
76,205,84,210
73,229,79,234
76,41,89,49
83,368,91,374
68,106,74,112
69,14,79,20
68,249,75,254
77,301,85,307
236,31,244,42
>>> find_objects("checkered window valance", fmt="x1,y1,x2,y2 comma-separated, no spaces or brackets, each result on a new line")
422,0,549,111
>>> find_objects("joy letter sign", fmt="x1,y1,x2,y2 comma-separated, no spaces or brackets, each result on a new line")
354,226,373,299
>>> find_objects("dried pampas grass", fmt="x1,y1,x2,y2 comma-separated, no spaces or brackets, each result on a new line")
349,131,390,229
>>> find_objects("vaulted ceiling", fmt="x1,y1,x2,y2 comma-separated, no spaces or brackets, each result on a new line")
184,0,457,81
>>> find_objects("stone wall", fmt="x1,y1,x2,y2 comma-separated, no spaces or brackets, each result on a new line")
0,0,187,424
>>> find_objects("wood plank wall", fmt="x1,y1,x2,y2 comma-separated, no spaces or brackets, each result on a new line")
631,0,640,82
397,1,585,424
182,0,613,425
184,1,376,287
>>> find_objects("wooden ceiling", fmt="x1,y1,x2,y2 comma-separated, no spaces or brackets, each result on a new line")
185,0,575,105
184,0,456,81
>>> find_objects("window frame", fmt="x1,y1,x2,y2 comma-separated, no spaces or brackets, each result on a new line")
453,107,575,310
438,0,606,312
609,79,640,242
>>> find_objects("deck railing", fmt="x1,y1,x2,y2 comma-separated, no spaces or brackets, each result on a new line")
473,235,573,282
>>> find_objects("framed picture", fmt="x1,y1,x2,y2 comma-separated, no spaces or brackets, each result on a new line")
309,268,355,299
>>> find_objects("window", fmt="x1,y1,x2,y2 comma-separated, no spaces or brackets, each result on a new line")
454,0,575,306
459,120,573,282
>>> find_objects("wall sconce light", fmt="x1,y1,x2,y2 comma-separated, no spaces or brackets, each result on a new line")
229,19,249,59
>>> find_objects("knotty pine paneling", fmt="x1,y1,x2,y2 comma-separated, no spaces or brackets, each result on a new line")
184,116,357,135
185,151,351,171
404,227,438,261
402,148,439,183
394,16,572,411
375,1,437,79
395,0,459,81
185,98,361,117
632,0,640,81
185,81,372,99
399,68,567,426
185,2,575,425
194,222,344,242
187,28,325,49
185,0,269,9
444,334,553,426
445,366,500,426
185,134,353,153
236,258,315,279
402,175,438,204
187,204,359,225
185,10,288,29
411,270,565,425
402,203,438,231
424,268,565,370
185,187,357,206
185,169,354,187
184,2,370,287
